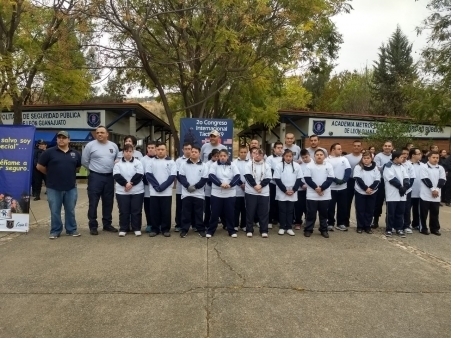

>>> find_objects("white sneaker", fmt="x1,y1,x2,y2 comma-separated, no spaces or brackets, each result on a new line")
405,228,413,234
247,232,253,238
119,232,126,237
287,229,295,236
234,227,239,231
134,231,142,236
268,223,273,229
261,233,268,238
231,233,237,238
335,225,348,231
278,229,285,235
206,234,212,238
327,225,334,232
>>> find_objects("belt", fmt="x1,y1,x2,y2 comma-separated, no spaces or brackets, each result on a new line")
90,171,113,176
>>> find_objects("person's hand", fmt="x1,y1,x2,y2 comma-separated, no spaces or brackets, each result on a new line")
153,185,161,192
254,184,262,191
398,187,406,197
286,190,294,196
315,187,322,194
365,188,372,195
187,185,196,193
432,190,440,198
302,184,307,190
240,184,245,190
220,183,229,189
125,182,132,191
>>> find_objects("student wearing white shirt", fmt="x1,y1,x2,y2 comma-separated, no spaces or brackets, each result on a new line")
303,149,335,238
401,147,416,233
284,133,302,162
244,149,272,238
175,143,192,232
208,150,241,237
113,144,145,237
245,139,267,160
372,141,394,229
233,145,249,232
274,150,304,236
141,141,156,233
353,151,380,234
294,149,311,229
408,148,424,230
306,134,328,160
326,143,351,231
116,135,143,161
203,149,220,230
145,142,177,237
178,146,208,238
266,141,284,227
383,151,409,238
344,140,362,227
419,151,447,236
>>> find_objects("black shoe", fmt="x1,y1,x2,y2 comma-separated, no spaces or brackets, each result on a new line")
180,231,187,238
431,230,441,236
174,226,181,232
198,231,206,237
356,229,363,234
396,230,406,238
420,229,430,235
303,232,312,237
103,226,118,232
163,232,171,237
90,229,98,235
364,229,373,234
371,223,379,229
320,231,329,238
149,232,158,237
33,196,40,201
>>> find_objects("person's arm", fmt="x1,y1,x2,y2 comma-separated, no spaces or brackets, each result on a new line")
36,163,47,175
320,177,334,191
229,174,241,187
438,167,447,189
81,143,91,169
113,163,127,186
178,175,190,188
130,173,143,185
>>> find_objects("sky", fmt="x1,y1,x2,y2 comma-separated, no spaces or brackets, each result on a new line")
332,0,431,73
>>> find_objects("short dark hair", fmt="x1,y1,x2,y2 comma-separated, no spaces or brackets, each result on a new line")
123,144,134,152
430,144,437,150
96,125,107,132
409,148,420,158
239,144,248,150
391,151,403,160
300,149,309,156
191,145,201,152
314,149,326,155
218,149,229,156
147,140,157,147
182,142,193,148
123,135,137,146
353,140,362,144
401,147,409,152
428,150,439,158
156,142,166,148
330,143,340,152
208,149,220,160
309,134,319,139
273,141,283,148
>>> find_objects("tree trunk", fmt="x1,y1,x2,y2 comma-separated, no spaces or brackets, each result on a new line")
13,100,23,125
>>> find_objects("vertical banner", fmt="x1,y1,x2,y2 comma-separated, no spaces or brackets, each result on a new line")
0,125,35,232
180,118,234,157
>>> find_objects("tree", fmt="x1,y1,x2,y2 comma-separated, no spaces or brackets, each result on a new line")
371,26,417,116
364,119,413,151
0,0,93,124
92,0,352,149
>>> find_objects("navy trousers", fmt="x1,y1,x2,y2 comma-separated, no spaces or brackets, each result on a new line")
149,196,172,233
116,193,144,232
304,199,329,233
373,179,385,222
245,194,269,234
269,184,279,223
204,197,211,228
354,192,377,230
181,196,205,232
419,199,440,233
87,172,114,230
143,197,151,226
345,178,355,226
208,196,236,235
411,197,420,228
234,196,246,229
278,201,295,230
386,201,405,232
175,193,182,227
327,189,348,226
403,192,412,229
294,190,307,224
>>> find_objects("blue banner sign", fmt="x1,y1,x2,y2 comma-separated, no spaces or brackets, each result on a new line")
0,125,35,232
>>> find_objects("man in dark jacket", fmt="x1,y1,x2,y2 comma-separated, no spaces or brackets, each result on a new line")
32,140,47,200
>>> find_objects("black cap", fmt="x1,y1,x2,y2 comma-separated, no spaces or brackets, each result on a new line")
37,139,47,145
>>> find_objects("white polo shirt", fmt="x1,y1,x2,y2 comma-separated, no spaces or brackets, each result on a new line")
402,160,416,194
353,164,380,195
179,160,208,200
266,154,282,184
233,158,249,197
204,160,214,197
209,161,240,198
273,161,303,201
420,162,446,202
244,160,272,196
375,152,392,171
284,144,302,161
383,162,409,202
175,156,188,194
304,161,334,201
326,155,351,190
345,153,362,176
145,157,177,197
410,161,424,198
113,158,144,195
140,155,154,198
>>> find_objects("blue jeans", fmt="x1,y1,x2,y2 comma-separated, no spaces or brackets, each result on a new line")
47,187,78,235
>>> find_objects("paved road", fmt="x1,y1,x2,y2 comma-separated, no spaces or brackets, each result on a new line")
1,184,451,337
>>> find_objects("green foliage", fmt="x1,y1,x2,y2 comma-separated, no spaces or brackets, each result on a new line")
364,119,413,151
371,26,417,116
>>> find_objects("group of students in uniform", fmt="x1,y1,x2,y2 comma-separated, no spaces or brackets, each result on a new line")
112,132,446,239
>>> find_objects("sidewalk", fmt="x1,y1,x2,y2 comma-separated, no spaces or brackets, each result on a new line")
1,185,451,338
